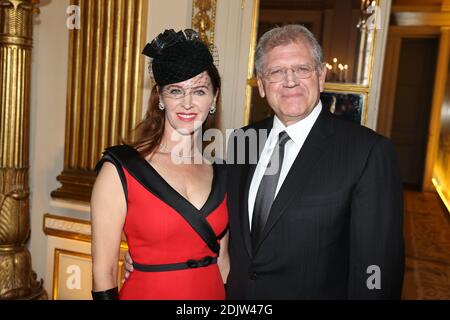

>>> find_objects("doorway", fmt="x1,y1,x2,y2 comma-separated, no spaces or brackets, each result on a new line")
389,38,438,189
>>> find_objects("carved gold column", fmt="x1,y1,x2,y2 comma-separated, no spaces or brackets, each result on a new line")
51,0,148,202
192,0,217,46
0,0,47,299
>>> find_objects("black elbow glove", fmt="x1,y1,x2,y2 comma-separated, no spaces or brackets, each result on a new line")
91,287,119,300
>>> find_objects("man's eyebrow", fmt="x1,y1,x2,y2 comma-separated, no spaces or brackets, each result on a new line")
268,63,310,68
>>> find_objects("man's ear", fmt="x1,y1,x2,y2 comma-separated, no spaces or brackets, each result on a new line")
257,76,266,98
318,64,326,92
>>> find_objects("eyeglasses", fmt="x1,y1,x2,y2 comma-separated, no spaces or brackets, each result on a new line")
263,65,318,83
160,86,211,100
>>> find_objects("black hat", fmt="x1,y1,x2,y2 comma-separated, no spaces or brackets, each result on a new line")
142,29,214,86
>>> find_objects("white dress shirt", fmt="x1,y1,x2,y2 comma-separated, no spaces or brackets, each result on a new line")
248,102,322,229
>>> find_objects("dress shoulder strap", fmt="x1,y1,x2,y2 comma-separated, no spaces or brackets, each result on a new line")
95,145,132,202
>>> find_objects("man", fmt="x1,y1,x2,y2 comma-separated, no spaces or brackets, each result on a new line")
124,25,404,299
225,24,404,299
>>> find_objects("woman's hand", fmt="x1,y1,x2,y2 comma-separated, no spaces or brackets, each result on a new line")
122,250,134,283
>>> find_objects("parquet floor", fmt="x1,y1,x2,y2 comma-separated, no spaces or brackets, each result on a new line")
402,190,450,299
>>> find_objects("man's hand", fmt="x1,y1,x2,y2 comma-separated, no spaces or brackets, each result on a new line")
122,250,134,283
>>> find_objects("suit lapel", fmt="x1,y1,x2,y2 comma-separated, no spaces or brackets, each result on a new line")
237,117,273,258
239,163,255,258
254,110,335,253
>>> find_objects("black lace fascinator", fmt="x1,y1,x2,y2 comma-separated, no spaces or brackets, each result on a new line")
142,29,215,86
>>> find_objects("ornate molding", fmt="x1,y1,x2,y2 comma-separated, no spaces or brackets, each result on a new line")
0,0,35,39
392,12,450,27
43,213,128,249
191,0,217,46
44,214,91,236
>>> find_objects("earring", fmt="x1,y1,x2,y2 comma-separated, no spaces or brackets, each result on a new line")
158,102,165,111
209,105,216,115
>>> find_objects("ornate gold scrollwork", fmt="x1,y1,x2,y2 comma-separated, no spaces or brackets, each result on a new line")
192,0,217,46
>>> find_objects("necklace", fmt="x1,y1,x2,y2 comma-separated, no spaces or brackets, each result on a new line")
158,143,198,158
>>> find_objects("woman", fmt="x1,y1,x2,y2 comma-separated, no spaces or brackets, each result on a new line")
90,29,229,300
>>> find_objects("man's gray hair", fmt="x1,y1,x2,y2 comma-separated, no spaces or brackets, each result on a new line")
254,24,323,76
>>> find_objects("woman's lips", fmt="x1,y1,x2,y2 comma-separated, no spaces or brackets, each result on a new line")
177,113,197,122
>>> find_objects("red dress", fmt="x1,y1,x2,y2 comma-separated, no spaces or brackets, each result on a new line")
97,145,228,300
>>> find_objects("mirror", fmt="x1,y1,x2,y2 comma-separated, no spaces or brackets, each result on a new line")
246,0,379,124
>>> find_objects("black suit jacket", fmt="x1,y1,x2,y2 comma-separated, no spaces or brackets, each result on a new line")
226,108,405,299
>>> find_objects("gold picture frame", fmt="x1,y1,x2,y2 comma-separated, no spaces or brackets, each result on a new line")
52,248,124,300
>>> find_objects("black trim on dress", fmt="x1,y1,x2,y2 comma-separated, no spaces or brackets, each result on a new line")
95,154,128,202
97,145,226,255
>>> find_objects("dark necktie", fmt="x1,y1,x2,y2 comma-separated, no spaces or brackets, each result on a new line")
251,131,291,250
